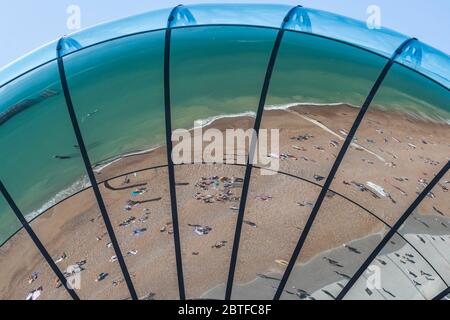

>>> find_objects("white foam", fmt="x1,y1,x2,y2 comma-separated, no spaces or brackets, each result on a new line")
25,176,91,222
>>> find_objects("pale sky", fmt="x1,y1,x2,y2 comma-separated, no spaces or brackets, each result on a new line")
0,0,449,69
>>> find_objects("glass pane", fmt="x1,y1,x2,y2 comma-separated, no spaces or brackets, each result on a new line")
228,31,389,299
344,234,447,300
0,40,57,88
279,194,386,300
0,235,71,300
185,3,291,28
97,167,179,299
63,31,179,299
0,197,71,300
265,31,388,180
0,61,129,300
68,8,172,53
170,25,278,299
395,41,450,88
63,31,168,181
230,172,322,300
0,62,86,243
292,8,409,58
398,171,450,284
330,62,450,226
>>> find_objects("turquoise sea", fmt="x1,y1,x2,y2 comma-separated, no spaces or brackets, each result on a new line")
0,26,449,245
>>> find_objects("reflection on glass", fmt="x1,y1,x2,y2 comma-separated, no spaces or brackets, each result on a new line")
69,8,172,51
0,40,57,88
344,234,447,300
185,3,291,28
294,8,409,57
395,40,450,88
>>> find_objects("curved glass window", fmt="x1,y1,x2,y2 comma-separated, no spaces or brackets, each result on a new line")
395,40,450,88
0,4,449,300
290,8,409,58
184,3,291,28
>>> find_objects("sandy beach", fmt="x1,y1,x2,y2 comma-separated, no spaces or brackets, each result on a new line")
0,104,448,300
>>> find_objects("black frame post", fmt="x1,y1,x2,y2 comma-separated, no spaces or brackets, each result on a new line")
57,39,138,300
0,180,80,300
225,6,303,300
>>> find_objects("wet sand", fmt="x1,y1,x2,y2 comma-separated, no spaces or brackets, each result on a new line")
0,105,448,300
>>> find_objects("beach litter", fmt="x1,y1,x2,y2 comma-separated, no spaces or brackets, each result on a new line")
329,140,339,148
290,133,314,141
95,273,108,282
133,228,147,236
343,244,361,254
243,220,257,228
275,259,288,267
433,206,445,216
25,287,43,300
270,152,298,161
160,222,173,234
212,241,227,249
55,252,67,264
28,272,38,284
131,187,148,197
119,216,136,227
255,194,272,202
313,175,325,182
297,201,314,208
366,181,396,203
292,145,306,151
189,224,212,236
323,257,343,268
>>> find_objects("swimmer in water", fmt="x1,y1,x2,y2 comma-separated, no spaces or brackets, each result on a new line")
54,155,72,160
81,109,99,122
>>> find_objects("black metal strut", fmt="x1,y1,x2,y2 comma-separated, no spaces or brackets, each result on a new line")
225,5,303,300
56,38,138,300
161,4,197,300
0,180,80,300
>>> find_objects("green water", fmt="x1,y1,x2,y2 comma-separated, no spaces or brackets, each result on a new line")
0,26,449,245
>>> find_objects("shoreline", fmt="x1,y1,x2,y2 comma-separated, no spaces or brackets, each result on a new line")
9,101,450,232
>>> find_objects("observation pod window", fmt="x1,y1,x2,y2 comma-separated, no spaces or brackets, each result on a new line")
282,7,410,58
395,40,450,88
182,3,293,29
